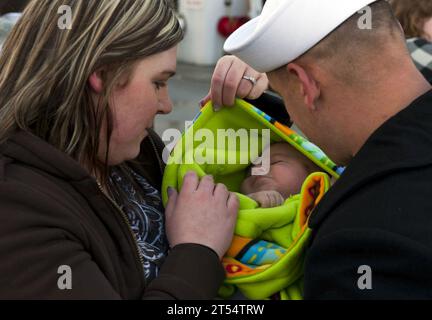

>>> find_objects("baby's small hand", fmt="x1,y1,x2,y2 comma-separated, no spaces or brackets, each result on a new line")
247,190,285,208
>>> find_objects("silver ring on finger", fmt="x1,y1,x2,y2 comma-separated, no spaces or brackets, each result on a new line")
242,75,257,87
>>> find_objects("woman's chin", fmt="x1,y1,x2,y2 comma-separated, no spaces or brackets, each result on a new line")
128,145,143,161
107,133,149,165
106,146,142,166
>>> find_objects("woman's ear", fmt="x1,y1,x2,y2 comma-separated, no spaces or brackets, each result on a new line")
88,69,104,94
286,62,321,110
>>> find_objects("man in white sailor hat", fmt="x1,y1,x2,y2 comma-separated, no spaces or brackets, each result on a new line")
208,0,432,298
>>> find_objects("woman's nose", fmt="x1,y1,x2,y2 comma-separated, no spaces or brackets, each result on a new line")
158,95,173,115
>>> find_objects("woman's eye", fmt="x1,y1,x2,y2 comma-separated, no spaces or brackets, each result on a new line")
154,82,167,90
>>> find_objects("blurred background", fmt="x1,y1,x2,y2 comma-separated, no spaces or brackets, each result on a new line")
0,0,267,136
2,0,431,138
155,0,266,136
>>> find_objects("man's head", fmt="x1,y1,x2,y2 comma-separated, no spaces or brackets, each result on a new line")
266,1,412,165
227,0,431,166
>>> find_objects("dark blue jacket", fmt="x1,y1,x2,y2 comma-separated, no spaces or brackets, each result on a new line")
304,90,432,299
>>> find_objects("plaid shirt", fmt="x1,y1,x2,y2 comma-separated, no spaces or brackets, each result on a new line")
407,37,432,84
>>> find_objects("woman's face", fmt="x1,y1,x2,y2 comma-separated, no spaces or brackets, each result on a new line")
96,46,177,166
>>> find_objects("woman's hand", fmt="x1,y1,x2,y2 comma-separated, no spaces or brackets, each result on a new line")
201,56,269,110
165,171,239,260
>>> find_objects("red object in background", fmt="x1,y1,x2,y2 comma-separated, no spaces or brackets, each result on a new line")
217,16,250,38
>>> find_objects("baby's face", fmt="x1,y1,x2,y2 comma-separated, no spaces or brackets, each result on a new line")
240,143,317,198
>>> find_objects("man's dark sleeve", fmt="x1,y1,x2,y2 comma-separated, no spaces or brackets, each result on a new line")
304,228,432,299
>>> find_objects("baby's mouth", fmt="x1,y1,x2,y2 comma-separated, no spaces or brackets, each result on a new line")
252,175,273,186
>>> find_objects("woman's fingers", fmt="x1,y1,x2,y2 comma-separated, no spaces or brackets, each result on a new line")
210,56,235,109
214,183,229,203
164,187,178,218
221,60,247,107
200,92,211,108
206,56,269,111
237,69,268,100
236,76,255,99
164,176,239,259
197,175,215,194
227,192,240,215
181,171,199,192
249,73,269,100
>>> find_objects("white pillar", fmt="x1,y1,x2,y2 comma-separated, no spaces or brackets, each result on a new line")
178,0,250,66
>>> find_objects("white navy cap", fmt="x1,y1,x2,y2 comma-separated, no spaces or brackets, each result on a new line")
224,0,378,73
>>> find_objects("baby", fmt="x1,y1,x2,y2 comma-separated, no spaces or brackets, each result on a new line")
225,142,323,299
241,142,321,208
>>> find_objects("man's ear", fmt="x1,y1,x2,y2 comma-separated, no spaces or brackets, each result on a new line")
286,63,320,110
88,69,104,94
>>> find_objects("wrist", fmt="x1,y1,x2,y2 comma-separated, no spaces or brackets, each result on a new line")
171,243,222,260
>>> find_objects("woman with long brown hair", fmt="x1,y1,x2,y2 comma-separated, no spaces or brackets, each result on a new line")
0,0,250,299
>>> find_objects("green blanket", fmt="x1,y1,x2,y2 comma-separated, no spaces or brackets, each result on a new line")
162,99,344,300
